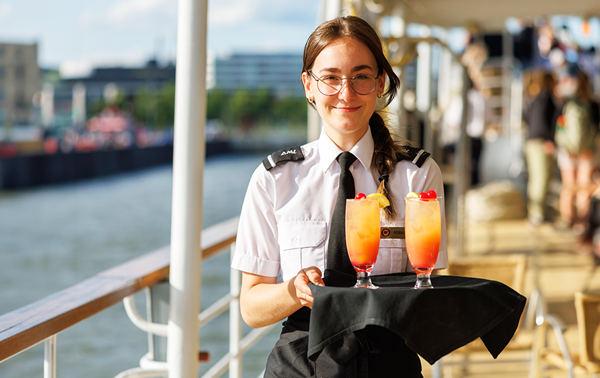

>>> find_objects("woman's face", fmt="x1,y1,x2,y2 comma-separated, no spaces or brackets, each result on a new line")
302,37,385,150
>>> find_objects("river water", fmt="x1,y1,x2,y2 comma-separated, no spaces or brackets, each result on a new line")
0,152,281,378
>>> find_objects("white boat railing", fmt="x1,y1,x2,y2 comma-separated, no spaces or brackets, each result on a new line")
0,216,276,378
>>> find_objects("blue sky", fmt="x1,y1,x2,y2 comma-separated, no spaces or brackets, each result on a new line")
0,0,320,77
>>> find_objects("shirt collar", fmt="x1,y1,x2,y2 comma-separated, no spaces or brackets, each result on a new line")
318,126,374,173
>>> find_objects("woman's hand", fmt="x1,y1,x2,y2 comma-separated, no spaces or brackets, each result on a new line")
240,268,324,328
291,267,325,308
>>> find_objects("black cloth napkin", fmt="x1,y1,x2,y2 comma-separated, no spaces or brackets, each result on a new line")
308,272,526,365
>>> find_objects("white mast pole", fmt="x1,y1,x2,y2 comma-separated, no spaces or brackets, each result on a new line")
168,0,208,376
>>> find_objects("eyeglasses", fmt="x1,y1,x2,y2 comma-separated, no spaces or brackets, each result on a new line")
308,71,379,96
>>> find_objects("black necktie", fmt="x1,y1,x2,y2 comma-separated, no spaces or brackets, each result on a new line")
327,152,357,275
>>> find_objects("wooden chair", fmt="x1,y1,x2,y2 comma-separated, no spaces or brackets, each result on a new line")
432,254,544,378
535,292,600,378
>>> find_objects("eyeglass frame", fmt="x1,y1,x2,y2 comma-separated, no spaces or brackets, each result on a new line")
307,70,380,96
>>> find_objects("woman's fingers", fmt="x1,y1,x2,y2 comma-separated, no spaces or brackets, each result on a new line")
304,266,325,287
293,267,324,308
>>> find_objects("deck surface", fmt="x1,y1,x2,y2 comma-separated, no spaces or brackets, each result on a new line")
420,218,599,378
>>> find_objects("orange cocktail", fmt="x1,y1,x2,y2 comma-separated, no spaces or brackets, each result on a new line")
405,196,441,289
346,198,380,289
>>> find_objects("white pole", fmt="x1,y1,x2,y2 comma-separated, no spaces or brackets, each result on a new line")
168,0,207,376
229,242,243,378
391,2,407,139
44,335,57,378
325,0,343,19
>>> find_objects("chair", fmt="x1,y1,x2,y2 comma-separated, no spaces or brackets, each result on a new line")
432,254,544,378
535,292,600,378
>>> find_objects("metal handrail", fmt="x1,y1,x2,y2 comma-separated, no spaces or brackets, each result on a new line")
0,217,274,378
119,241,277,378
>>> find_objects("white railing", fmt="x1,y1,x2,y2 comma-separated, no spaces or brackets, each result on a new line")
0,217,276,378
117,241,276,378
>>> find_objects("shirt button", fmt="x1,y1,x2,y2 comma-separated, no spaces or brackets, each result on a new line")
292,236,299,245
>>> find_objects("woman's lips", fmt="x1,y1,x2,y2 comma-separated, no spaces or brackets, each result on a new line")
334,106,360,112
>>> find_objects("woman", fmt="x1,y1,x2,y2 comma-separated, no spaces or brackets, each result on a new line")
554,69,599,232
232,16,448,377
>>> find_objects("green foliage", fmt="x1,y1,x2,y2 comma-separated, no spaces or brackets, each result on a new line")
207,88,307,127
131,82,176,129
273,96,308,124
88,90,128,117
206,88,228,120
89,84,307,130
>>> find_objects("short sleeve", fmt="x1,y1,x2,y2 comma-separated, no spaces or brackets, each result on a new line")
231,165,281,277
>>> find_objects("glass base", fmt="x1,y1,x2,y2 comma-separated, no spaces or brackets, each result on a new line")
354,271,378,289
414,272,433,289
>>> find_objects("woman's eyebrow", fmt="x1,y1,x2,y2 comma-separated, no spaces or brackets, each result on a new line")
317,65,375,74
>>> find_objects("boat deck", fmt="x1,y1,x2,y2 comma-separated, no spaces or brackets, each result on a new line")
421,218,599,378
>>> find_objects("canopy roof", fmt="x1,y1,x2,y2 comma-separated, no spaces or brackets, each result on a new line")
368,0,600,31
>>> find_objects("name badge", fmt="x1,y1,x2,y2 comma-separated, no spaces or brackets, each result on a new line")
380,227,404,239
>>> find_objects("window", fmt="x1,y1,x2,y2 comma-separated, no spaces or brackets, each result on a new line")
15,92,26,109
15,65,25,80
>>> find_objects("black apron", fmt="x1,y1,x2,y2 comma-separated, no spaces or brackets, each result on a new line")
264,271,423,378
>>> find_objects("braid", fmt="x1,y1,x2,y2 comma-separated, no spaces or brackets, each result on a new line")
370,111,406,221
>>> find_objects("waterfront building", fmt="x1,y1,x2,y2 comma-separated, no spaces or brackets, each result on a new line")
210,53,304,97
51,60,176,128
0,42,42,126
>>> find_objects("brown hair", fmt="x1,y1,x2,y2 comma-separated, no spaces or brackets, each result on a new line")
302,15,407,220
576,71,591,100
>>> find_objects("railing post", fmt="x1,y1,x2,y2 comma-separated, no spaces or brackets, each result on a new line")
148,281,170,362
44,335,57,378
230,242,243,378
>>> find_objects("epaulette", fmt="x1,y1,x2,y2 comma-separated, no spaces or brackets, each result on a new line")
262,146,305,171
396,146,431,168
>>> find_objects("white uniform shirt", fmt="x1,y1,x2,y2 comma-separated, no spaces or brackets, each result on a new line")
232,127,448,282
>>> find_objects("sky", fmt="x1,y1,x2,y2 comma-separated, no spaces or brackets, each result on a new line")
0,0,321,77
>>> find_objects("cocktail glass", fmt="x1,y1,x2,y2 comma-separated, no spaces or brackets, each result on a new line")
405,196,441,289
345,198,380,289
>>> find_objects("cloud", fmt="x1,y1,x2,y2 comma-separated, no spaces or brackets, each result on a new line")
208,0,258,28
0,2,12,21
208,0,317,29
107,0,173,24
79,0,176,30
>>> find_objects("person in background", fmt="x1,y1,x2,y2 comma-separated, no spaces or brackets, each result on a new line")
231,15,447,377
554,68,599,233
523,71,558,226
440,68,488,187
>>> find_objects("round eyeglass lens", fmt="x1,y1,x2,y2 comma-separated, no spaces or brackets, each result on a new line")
317,75,377,95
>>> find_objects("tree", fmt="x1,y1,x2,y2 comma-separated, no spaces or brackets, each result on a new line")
273,96,308,124
131,82,176,129
206,89,229,120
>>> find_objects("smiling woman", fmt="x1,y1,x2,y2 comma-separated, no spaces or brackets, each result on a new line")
231,15,448,378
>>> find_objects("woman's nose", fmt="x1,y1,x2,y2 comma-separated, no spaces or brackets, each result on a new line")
337,79,356,100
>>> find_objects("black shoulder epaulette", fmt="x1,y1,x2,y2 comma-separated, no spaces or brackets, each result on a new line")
262,146,305,171
396,146,431,168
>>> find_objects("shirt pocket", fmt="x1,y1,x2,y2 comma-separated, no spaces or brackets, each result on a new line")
373,238,407,275
278,221,327,280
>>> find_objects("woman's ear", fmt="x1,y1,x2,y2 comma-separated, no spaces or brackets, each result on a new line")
377,72,386,97
302,71,315,101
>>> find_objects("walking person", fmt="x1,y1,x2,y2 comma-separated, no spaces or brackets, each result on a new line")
523,71,558,226
554,68,599,232
231,16,447,377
